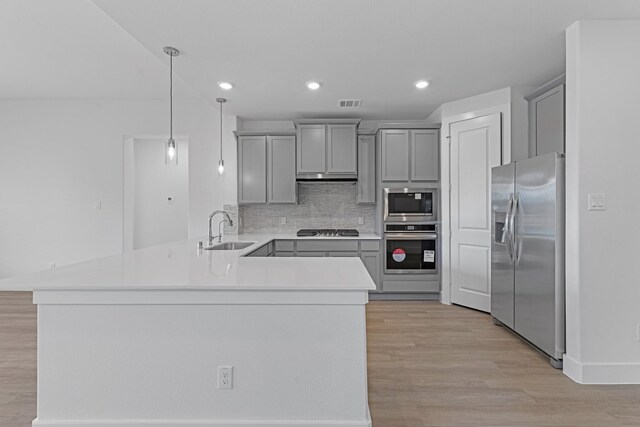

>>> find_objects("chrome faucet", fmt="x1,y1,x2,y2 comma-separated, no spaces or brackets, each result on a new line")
208,210,234,244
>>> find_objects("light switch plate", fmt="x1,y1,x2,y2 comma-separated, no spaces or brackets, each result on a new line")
588,193,606,211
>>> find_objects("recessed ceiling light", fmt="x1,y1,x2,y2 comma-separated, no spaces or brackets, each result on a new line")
415,80,430,89
306,81,321,90
218,81,233,90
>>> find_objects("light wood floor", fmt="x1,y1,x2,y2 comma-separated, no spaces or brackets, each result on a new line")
1,293,640,427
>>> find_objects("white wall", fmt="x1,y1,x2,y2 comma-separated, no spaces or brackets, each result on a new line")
564,20,640,384
0,98,234,279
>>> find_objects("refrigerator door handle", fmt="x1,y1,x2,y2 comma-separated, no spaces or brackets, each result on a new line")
512,194,520,265
504,194,514,263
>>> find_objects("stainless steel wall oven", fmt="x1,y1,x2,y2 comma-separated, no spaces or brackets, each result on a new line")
383,224,438,274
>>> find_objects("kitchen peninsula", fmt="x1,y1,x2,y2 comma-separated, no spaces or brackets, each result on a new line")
1,236,375,427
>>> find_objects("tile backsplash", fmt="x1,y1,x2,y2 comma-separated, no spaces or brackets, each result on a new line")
239,183,376,233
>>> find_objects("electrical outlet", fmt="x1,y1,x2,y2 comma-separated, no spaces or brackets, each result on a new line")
49,262,56,270
587,193,606,211
94,201,102,210
358,217,364,225
280,217,287,225
637,324,640,343
218,366,233,389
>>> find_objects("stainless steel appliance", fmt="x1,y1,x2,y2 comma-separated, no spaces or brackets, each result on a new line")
491,152,565,368
296,229,359,237
384,188,436,223
383,224,438,274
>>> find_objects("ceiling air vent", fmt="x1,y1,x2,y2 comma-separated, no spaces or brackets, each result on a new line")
338,99,362,108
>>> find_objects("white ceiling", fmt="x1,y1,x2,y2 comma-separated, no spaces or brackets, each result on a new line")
0,0,197,99
3,1,640,120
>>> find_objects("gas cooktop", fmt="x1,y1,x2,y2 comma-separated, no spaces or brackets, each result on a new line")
296,229,360,237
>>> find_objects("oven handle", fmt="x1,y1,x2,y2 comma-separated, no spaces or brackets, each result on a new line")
384,233,438,240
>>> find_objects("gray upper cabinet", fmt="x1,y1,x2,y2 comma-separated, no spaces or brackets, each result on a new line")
327,125,357,174
410,130,439,181
381,130,410,181
296,124,326,173
238,133,296,205
381,129,439,183
267,136,296,203
357,135,376,204
296,122,357,176
238,136,267,204
528,82,565,157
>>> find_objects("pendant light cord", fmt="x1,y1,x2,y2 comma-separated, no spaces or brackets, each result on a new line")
169,53,173,140
219,100,223,159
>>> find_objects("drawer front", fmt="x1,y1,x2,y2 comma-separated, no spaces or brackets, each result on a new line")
274,240,294,252
327,251,359,257
296,251,326,257
382,279,440,293
360,240,380,251
296,240,359,252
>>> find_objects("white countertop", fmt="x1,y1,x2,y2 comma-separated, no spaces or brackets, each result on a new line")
0,233,380,292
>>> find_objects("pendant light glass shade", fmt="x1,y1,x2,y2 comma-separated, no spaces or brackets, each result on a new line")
165,138,177,166
216,97,227,175
164,46,179,166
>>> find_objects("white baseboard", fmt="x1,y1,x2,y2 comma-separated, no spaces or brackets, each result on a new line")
563,354,640,384
33,417,372,427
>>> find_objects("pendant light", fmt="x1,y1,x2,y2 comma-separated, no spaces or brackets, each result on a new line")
163,46,180,166
216,97,227,174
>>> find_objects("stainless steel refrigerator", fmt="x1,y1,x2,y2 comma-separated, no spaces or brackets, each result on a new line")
491,152,565,368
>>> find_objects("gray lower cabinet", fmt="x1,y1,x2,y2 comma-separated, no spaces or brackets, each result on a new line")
238,134,296,205
238,136,267,203
296,251,326,257
357,135,376,204
528,82,565,157
246,241,274,257
380,129,439,183
245,239,381,289
360,252,380,289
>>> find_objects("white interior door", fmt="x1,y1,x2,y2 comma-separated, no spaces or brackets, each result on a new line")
450,114,502,312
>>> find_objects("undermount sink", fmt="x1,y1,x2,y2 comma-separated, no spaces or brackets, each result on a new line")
204,241,256,251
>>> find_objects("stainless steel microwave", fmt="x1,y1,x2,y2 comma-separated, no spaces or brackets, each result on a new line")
384,188,437,223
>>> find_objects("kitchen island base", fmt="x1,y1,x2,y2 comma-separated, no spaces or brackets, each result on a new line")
32,289,371,427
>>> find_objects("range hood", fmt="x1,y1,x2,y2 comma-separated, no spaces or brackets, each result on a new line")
296,173,357,182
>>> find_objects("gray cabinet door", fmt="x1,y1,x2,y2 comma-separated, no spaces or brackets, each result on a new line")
381,130,409,181
327,124,357,174
410,130,439,181
360,252,380,289
357,135,376,204
267,136,297,203
297,124,326,173
530,84,565,156
238,136,267,204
